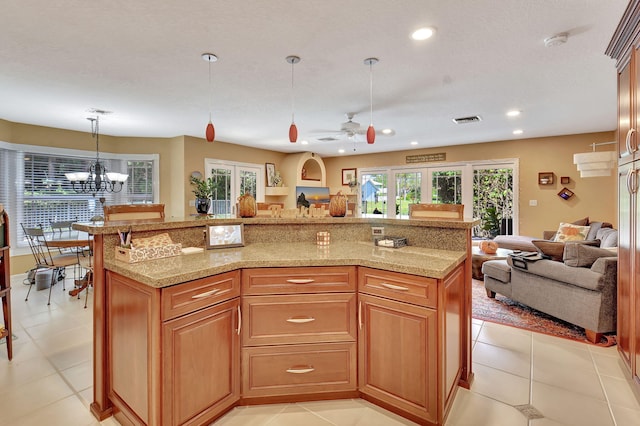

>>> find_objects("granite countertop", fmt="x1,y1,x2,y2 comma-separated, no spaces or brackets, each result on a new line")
105,241,466,288
75,216,478,234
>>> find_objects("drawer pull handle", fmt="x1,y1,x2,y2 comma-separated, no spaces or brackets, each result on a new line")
191,288,220,299
381,282,409,291
286,279,315,284
286,316,316,324
286,365,315,374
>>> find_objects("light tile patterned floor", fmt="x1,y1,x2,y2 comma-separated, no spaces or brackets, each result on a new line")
1,273,639,426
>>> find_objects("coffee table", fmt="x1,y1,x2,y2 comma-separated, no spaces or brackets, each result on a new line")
471,246,514,280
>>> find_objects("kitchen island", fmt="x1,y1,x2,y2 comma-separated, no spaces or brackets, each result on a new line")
76,217,477,426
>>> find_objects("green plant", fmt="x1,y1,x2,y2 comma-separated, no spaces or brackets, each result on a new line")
482,206,501,236
190,175,214,199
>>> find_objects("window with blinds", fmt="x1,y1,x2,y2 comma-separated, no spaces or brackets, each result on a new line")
0,143,157,248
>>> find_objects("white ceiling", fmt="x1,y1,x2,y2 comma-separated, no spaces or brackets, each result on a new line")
0,0,628,157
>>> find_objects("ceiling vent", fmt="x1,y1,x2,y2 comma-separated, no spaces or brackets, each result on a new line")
452,115,482,124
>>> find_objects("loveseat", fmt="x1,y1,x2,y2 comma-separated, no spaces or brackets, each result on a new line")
482,226,618,343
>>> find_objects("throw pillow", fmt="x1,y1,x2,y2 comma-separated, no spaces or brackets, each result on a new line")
572,217,589,226
553,222,591,242
596,228,618,248
532,239,600,262
564,243,617,268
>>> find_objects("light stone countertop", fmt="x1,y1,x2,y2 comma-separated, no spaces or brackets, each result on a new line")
104,241,466,288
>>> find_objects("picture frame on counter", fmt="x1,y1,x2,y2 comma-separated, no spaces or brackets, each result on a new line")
205,224,244,249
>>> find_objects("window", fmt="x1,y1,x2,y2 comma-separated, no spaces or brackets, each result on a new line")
0,142,158,248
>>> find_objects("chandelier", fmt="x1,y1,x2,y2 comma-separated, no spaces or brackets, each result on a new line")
65,115,128,196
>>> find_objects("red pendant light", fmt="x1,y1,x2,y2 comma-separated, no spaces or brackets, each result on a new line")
202,53,218,143
364,57,378,144
286,55,301,143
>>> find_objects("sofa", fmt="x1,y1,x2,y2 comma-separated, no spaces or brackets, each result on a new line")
482,226,618,343
493,217,614,252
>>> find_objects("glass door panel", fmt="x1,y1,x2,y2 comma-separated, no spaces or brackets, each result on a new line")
431,169,462,204
360,172,388,217
210,166,233,217
473,167,514,237
395,171,422,219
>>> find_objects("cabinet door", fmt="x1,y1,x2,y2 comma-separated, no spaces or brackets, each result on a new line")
619,60,634,164
162,298,240,426
619,163,635,370
358,293,437,423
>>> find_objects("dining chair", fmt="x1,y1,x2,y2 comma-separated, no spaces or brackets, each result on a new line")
408,203,465,220
21,224,83,305
103,204,165,222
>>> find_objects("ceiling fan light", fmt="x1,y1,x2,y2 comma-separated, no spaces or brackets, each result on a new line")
206,121,215,142
289,123,298,143
367,125,376,144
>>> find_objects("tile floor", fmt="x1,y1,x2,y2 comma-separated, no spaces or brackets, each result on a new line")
1,273,640,426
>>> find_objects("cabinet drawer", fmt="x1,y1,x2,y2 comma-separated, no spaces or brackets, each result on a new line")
162,270,240,320
242,266,356,295
242,342,357,397
242,293,357,346
358,267,437,308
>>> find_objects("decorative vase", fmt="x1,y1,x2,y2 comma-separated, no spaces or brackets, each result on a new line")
195,198,211,214
329,191,348,217
238,193,256,217
479,240,498,254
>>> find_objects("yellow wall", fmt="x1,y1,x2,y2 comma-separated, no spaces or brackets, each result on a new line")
182,136,288,215
323,131,617,237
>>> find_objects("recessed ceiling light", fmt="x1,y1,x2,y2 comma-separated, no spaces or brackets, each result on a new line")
513,129,523,135
381,128,394,135
338,149,345,154
301,140,308,145
506,110,521,117
411,27,436,41
410,141,418,145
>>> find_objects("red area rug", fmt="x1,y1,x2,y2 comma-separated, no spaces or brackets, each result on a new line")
472,279,616,347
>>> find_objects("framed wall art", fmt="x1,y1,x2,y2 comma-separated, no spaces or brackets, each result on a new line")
265,163,276,187
342,168,356,185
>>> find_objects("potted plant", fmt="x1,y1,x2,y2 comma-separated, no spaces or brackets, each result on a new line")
190,175,215,214
482,206,502,238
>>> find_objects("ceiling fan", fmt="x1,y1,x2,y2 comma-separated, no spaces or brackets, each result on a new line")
313,113,392,142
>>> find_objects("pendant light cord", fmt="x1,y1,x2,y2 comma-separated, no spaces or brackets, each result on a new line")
369,61,373,126
91,117,100,163
291,60,295,124
208,58,213,122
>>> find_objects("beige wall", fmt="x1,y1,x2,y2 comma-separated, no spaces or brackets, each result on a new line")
1,119,617,270
182,136,288,215
323,131,617,237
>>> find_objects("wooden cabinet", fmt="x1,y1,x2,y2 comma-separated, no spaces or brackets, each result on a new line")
106,270,241,426
358,293,437,423
241,266,358,400
358,266,466,426
608,0,640,398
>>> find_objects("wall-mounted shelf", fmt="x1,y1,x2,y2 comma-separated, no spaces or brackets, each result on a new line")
538,172,554,185
265,186,289,196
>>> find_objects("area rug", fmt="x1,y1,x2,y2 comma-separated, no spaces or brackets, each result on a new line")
472,279,616,347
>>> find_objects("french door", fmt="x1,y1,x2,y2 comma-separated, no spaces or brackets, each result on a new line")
204,159,263,217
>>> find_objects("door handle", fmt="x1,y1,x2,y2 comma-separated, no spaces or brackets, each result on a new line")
236,305,242,335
